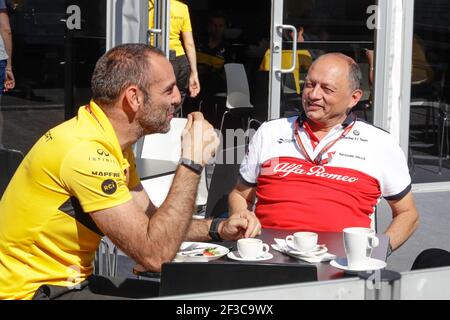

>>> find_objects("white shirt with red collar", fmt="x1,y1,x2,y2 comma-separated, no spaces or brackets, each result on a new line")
240,114,411,231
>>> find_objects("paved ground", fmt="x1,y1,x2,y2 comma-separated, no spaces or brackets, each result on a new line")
378,191,450,272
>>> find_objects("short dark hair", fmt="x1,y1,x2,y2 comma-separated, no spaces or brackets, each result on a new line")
347,59,362,92
91,44,164,105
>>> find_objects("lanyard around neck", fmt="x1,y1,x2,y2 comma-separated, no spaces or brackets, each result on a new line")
294,116,356,165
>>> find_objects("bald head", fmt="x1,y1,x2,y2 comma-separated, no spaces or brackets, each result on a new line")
311,53,362,92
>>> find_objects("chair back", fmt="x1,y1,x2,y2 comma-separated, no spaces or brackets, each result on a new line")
205,145,245,218
137,118,208,208
224,63,253,110
0,147,24,198
139,118,187,160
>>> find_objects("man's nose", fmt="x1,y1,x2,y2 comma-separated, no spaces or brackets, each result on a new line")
308,83,322,100
173,85,182,105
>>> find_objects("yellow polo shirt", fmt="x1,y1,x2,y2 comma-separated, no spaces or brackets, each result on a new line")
0,100,139,300
149,0,192,57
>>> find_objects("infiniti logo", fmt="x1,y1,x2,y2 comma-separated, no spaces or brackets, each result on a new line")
97,149,110,156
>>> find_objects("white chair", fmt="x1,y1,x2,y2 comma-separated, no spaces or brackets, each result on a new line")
219,63,255,133
139,118,208,209
93,237,118,277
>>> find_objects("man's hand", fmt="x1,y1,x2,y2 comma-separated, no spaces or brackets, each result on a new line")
181,112,219,166
3,69,14,92
219,210,262,241
188,73,200,98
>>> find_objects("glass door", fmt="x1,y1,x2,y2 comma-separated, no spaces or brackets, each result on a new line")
148,0,170,57
1,0,106,154
268,0,376,121
407,0,450,184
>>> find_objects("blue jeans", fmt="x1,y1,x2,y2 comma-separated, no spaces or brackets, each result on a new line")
0,59,7,95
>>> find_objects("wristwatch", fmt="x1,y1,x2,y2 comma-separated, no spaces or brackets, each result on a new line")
179,157,203,175
209,218,226,242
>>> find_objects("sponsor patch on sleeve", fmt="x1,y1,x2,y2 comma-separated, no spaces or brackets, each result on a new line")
101,179,117,195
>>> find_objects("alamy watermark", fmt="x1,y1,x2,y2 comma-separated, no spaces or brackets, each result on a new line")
366,5,379,30
66,5,81,30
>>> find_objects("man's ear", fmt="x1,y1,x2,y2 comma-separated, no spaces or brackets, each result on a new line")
349,88,363,109
124,85,141,112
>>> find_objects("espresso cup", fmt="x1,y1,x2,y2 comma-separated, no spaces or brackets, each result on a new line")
237,238,269,259
285,232,318,252
343,227,379,269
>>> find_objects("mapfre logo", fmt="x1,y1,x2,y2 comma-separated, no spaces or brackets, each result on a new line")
101,179,117,194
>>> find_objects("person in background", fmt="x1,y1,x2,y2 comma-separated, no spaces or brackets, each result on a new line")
365,35,433,91
0,0,14,96
194,12,231,125
229,53,419,256
287,23,322,60
149,0,200,114
196,12,230,91
0,0,14,146
0,44,261,300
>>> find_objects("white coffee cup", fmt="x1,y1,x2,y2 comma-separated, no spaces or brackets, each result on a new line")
285,232,318,252
237,238,269,259
343,227,379,269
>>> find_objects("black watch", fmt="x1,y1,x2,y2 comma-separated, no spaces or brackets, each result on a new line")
179,157,203,175
209,218,226,242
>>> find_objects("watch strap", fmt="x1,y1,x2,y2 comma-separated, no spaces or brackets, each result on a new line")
209,218,226,242
179,157,203,175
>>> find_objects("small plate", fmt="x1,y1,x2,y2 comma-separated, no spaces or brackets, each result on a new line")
174,242,229,262
227,251,274,262
330,257,387,273
285,241,328,256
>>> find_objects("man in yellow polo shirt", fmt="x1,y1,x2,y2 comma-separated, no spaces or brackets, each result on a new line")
149,0,200,110
0,44,261,299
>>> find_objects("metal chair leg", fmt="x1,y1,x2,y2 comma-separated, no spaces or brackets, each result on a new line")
220,111,230,133
246,118,262,147
439,114,447,174
111,246,118,277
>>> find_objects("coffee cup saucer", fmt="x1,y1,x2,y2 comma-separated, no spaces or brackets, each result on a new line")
227,251,274,262
330,257,387,273
285,240,328,256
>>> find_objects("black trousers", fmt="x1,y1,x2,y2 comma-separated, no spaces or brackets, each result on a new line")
171,54,190,112
411,248,450,270
32,275,160,300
